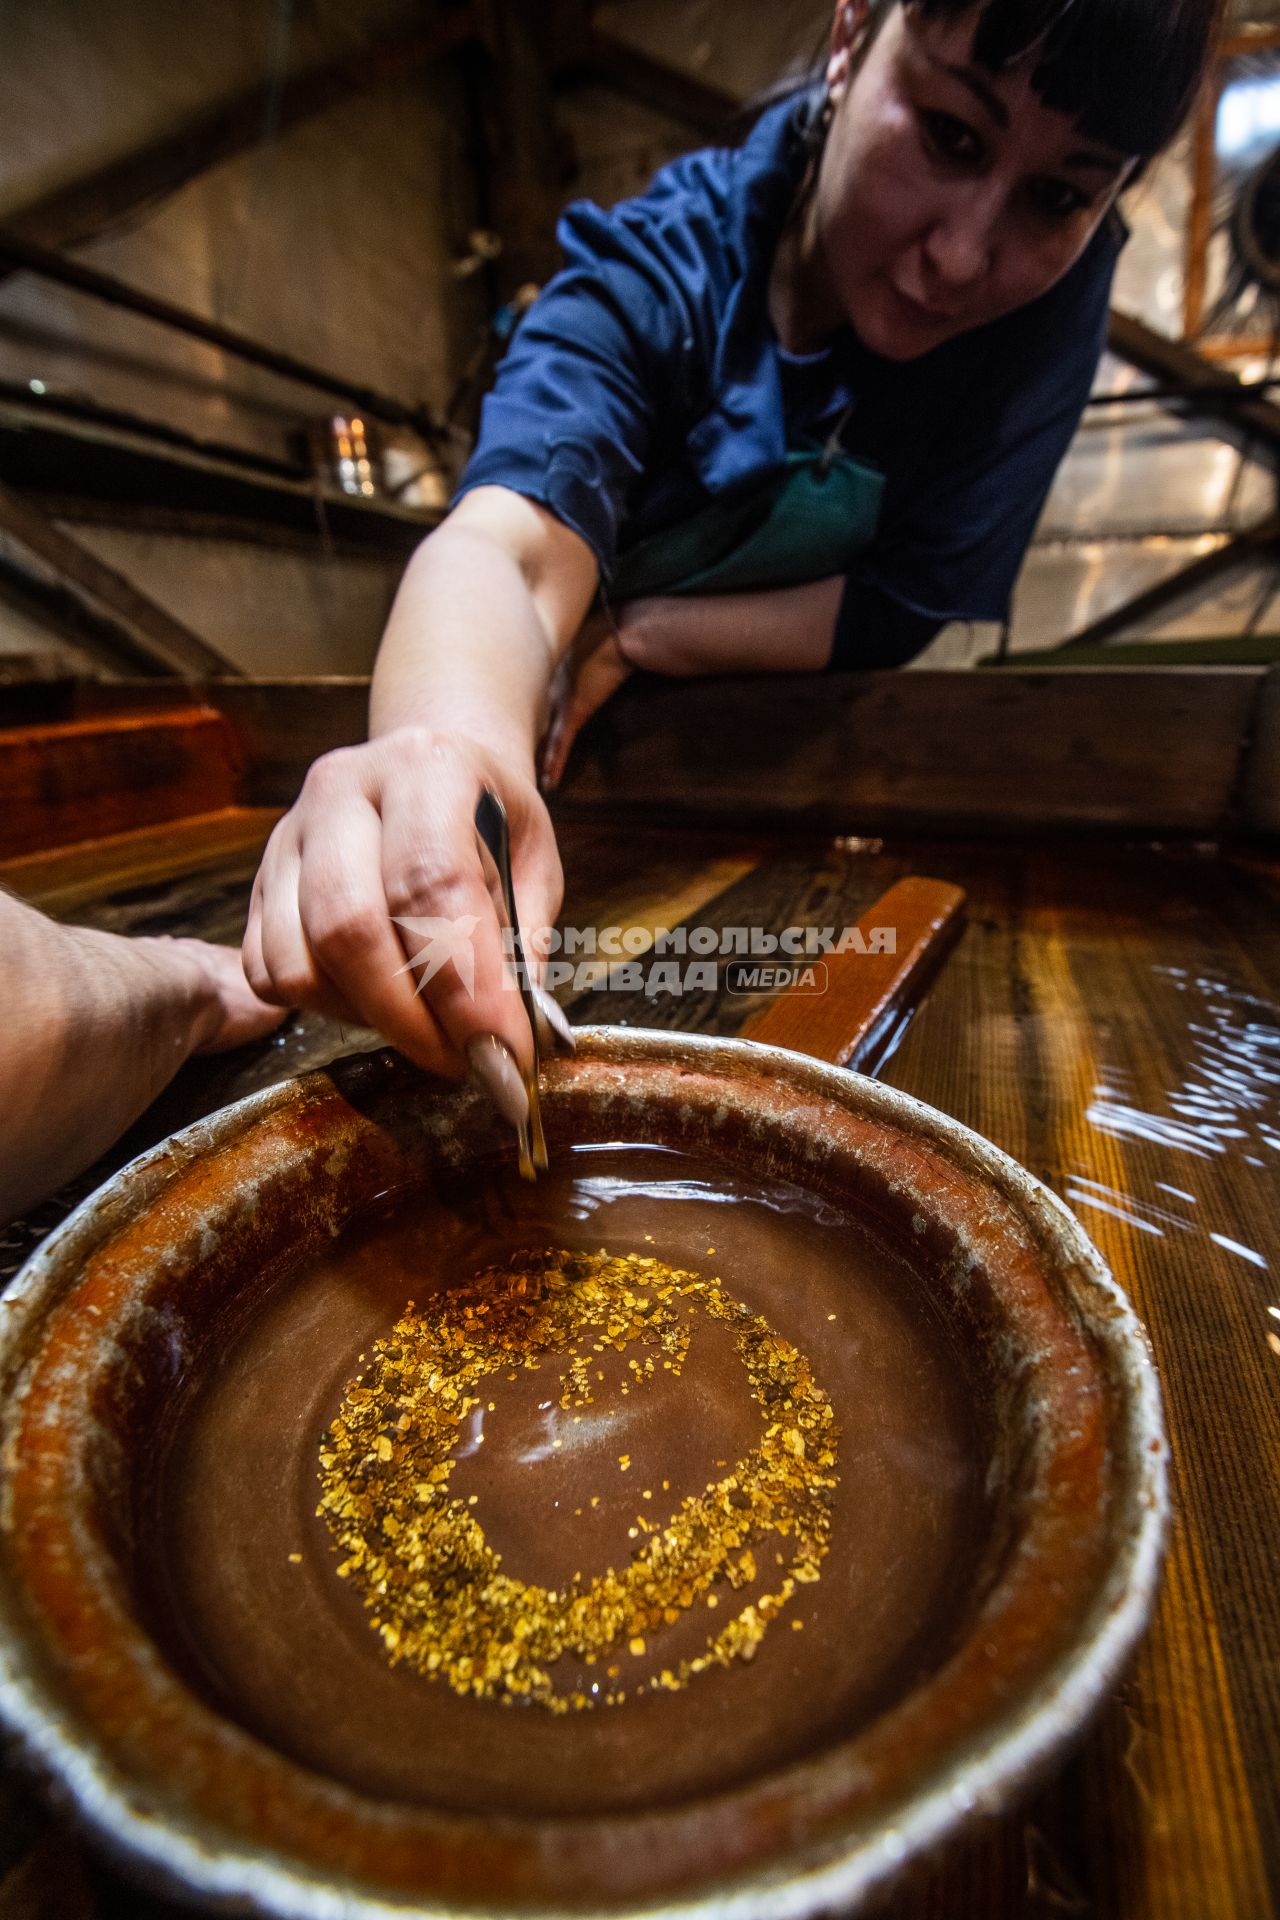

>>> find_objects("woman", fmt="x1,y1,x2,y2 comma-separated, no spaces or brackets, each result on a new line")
243,0,1218,1122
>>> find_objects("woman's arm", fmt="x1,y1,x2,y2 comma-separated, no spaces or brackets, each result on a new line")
540,576,844,787
243,487,599,1099
0,892,284,1223
617,577,844,677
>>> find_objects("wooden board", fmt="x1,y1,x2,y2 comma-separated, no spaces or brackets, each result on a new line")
5,671,1275,839
739,874,967,1071
1245,667,1280,838
553,668,1272,836
0,706,242,857
0,806,280,915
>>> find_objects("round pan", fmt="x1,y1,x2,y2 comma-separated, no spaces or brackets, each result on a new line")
0,1030,1168,1918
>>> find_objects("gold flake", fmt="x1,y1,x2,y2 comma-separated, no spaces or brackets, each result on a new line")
316,1247,840,1715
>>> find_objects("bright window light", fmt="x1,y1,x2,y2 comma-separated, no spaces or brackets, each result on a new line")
1218,73,1280,162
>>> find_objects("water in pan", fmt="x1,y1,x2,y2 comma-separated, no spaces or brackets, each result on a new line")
142,1142,987,1818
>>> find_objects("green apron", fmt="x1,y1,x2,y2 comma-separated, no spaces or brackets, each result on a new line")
607,448,885,602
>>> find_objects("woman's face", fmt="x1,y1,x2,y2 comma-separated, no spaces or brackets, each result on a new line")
814,0,1136,359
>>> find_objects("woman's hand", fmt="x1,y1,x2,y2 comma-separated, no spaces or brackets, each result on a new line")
540,609,635,789
538,579,846,788
243,726,563,1085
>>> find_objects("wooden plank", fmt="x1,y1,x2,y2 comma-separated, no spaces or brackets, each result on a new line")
1182,62,1224,341
16,670,1273,841
1243,667,1280,837
0,677,368,800
874,839,1280,1919
1220,24,1280,56
0,708,242,858
554,668,1267,835
557,836,900,1034
0,806,279,916
557,825,761,957
739,875,966,1072
203,677,370,805
469,2,567,296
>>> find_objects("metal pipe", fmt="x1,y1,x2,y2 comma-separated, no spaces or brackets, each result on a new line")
0,377,306,481
1087,375,1280,410
0,231,451,450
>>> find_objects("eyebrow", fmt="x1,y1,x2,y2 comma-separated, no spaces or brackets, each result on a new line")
1060,148,1130,176
933,57,1011,129
929,56,1130,176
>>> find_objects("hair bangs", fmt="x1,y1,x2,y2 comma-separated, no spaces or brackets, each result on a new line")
913,0,1221,157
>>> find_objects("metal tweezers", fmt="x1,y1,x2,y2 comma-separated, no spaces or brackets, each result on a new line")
475,786,548,1180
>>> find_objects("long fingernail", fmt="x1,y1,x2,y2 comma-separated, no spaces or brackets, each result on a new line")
532,984,576,1052
466,1033,529,1128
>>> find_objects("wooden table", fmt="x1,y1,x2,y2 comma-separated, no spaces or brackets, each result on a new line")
1,817,1276,1920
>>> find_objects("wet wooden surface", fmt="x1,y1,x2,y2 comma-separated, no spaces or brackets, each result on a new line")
1,820,1277,1919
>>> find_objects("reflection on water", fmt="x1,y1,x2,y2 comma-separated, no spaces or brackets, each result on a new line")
1208,1233,1269,1271
1063,1176,1184,1238
562,1143,849,1227
1067,967,1279,1339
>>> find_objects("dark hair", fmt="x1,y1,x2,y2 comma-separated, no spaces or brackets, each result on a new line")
906,0,1221,158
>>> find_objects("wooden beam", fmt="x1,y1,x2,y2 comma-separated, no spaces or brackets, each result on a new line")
1183,60,1224,342
1218,24,1280,58
0,482,237,678
1242,667,1280,837
0,387,437,558
1108,309,1280,453
740,876,968,1076
0,549,162,679
0,708,243,858
0,233,448,446
550,667,1266,835
0,806,280,914
0,8,479,269
37,668,1275,839
1056,514,1280,651
552,28,742,134
465,2,569,294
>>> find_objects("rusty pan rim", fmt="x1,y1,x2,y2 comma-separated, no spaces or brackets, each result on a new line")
0,1027,1169,1919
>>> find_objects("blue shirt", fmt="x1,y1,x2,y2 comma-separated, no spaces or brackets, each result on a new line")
456,93,1122,667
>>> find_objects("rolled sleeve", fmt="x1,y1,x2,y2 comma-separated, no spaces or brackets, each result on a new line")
454,197,706,578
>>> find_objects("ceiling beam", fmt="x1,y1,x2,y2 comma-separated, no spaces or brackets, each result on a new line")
1108,309,1280,456
1055,512,1280,651
0,231,450,448
0,6,480,272
547,3,741,136
0,551,160,680
0,481,239,677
